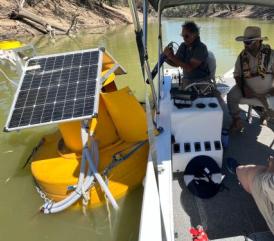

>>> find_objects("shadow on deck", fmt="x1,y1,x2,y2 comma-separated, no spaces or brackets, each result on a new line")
173,116,274,241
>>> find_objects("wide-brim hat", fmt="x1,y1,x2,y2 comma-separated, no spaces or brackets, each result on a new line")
235,26,268,41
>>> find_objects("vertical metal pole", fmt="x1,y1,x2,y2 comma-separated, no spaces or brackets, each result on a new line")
157,0,163,116
143,0,148,47
128,0,158,115
81,120,119,210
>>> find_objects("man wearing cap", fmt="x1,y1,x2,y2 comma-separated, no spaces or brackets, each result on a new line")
227,26,274,131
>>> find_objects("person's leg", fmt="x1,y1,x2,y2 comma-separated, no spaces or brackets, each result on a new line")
236,165,267,194
227,85,244,131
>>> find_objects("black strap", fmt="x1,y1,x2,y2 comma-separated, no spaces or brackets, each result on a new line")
239,54,246,97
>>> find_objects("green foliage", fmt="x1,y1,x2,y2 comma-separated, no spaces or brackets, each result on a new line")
162,4,246,17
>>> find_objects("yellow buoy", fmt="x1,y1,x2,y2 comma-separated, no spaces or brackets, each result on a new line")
31,87,149,209
0,40,23,50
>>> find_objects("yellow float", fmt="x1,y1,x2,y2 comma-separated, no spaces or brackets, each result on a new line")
0,40,23,50
29,50,149,211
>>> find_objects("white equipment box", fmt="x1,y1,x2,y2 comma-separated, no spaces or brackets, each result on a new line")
171,97,223,172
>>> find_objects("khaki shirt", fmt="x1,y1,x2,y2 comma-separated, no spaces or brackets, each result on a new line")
234,49,274,94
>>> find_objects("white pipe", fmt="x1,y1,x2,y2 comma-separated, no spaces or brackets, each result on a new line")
43,172,95,214
42,154,87,211
42,153,93,213
84,148,119,210
42,119,118,213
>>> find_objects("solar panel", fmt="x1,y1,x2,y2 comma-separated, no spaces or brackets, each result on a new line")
5,48,103,131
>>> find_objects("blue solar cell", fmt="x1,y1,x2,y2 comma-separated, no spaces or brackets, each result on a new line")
30,75,42,89
15,91,28,108
87,67,98,80
25,89,38,106
9,109,23,128
30,106,43,125
52,102,64,121
41,103,54,122
63,55,73,67
36,88,47,105
44,57,56,71
40,73,52,87
49,71,61,86
73,98,85,117
54,56,64,69
46,87,58,103
62,100,74,119
83,97,94,115
72,54,82,67
66,84,77,100
20,107,33,126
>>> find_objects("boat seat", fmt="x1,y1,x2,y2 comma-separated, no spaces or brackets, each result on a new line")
239,96,274,123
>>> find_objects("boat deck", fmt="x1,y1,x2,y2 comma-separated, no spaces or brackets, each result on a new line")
173,113,274,241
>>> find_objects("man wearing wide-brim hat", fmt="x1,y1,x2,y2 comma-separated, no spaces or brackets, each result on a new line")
227,26,274,131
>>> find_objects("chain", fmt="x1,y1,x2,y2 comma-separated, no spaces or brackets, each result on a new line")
35,184,52,205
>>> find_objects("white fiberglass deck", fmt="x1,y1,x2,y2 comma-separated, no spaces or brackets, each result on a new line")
161,71,274,241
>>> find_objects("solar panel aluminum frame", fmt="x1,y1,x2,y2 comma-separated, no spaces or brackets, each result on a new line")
101,63,124,85
4,48,104,132
103,50,127,76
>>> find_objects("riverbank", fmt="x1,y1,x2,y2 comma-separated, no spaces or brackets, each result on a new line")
0,0,145,39
163,5,274,19
1,1,274,40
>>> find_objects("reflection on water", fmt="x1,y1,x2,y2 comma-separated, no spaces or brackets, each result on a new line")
0,17,273,241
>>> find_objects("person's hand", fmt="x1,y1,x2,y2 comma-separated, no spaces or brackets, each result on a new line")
243,86,255,98
163,46,174,58
267,87,274,96
267,156,274,172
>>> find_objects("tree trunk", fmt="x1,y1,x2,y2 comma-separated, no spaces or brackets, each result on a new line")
13,8,68,33
212,4,216,13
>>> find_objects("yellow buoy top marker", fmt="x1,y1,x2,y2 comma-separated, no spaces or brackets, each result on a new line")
0,40,23,50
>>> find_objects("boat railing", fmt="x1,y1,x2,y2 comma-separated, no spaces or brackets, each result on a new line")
138,156,162,241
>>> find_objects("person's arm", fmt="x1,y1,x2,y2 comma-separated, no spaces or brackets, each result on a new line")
167,55,202,72
163,46,178,67
164,57,178,67
268,51,274,96
164,43,207,71
234,56,243,87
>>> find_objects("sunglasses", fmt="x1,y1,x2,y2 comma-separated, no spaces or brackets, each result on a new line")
180,33,191,39
243,39,256,45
